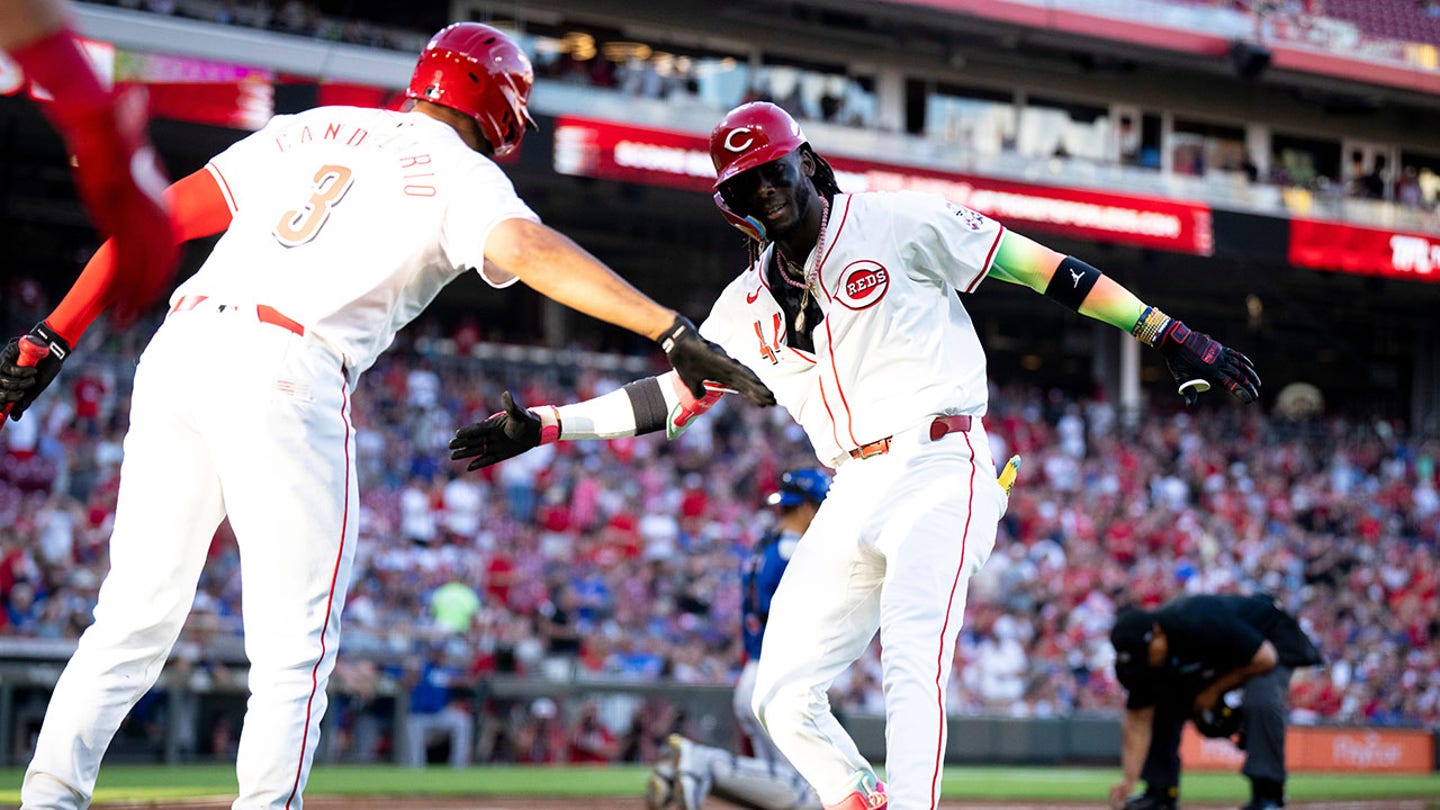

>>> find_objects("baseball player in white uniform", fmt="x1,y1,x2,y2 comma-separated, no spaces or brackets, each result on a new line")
0,24,770,810
452,104,1260,810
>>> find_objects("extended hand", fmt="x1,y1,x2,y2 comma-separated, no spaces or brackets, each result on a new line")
659,315,775,407
1156,321,1261,406
0,322,71,422
449,391,544,471
1108,781,1134,809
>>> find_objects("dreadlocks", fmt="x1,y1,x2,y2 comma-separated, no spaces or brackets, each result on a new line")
804,144,843,202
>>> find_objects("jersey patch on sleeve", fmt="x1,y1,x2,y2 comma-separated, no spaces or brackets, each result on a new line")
946,201,987,231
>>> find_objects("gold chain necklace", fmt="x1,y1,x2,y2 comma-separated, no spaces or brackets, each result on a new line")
774,196,830,334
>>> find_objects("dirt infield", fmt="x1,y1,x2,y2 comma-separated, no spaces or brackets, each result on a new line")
91,798,1440,810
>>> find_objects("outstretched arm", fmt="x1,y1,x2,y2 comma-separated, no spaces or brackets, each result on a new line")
986,231,1260,405
1,169,231,423
43,169,233,346
448,371,724,470
484,219,773,407
1108,706,1155,809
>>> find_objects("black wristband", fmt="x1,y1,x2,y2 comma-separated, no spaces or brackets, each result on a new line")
623,378,669,435
1043,256,1102,313
33,321,72,360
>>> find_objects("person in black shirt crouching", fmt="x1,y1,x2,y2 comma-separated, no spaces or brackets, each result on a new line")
1107,594,1322,810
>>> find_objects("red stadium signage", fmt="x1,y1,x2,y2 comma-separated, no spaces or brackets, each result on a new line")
1289,218,1440,284
553,116,1215,256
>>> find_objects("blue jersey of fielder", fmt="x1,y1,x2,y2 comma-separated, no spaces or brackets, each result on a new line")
741,528,803,661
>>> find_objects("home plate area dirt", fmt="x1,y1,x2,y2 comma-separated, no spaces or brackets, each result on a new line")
91,797,1437,810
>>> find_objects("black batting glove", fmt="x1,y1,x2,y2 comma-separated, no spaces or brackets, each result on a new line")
1156,320,1261,406
449,391,544,471
659,314,775,407
0,321,71,421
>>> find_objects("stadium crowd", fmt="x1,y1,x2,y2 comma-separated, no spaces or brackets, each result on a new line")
1,305,1437,764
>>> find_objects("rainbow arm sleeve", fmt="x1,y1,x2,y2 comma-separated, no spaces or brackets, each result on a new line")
987,230,1147,333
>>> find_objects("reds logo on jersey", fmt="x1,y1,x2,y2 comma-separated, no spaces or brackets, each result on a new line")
836,260,889,310
946,201,986,231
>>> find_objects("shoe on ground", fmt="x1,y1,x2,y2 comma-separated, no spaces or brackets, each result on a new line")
1122,794,1178,810
644,735,680,809
823,770,886,810
1239,801,1283,810
667,734,712,810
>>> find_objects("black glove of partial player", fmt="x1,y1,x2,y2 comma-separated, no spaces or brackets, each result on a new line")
1156,320,1261,406
1193,698,1245,739
449,391,543,471
659,315,775,407
0,322,71,422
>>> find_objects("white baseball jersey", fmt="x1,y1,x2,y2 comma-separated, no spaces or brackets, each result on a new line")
22,107,541,810
174,105,539,376
699,191,1005,466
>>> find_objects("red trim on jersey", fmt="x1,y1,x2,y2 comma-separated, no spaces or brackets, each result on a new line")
932,432,977,809
964,226,1006,295
785,345,816,364
822,316,862,449
206,162,239,214
46,169,233,345
814,195,853,303
756,254,773,293
816,377,845,457
285,378,352,809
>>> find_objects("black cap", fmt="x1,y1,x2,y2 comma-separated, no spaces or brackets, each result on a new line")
1110,608,1156,679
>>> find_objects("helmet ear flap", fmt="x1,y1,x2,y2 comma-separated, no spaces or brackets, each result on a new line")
713,191,766,242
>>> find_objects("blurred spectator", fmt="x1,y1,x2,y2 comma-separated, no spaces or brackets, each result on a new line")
401,645,473,768
0,308,1435,738
566,700,620,763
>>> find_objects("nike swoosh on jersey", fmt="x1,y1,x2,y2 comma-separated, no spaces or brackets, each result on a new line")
746,289,762,303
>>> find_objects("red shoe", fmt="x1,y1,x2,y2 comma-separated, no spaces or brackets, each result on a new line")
823,771,886,810
53,85,178,322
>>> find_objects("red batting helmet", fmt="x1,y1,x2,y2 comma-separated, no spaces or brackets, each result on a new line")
710,103,807,240
406,23,538,157
709,102,807,189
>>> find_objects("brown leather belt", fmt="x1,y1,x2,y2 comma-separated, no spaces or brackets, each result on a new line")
169,295,305,336
848,414,972,460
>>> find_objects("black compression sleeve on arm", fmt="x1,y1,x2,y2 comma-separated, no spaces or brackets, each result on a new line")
1043,256,1103,312
623,378,669,435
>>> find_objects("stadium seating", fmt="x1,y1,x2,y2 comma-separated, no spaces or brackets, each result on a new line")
2,305,1436,761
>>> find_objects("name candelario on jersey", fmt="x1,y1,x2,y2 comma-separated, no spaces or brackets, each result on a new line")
269,119,439,198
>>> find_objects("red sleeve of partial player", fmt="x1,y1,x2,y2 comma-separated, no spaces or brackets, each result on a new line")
46,170,233,345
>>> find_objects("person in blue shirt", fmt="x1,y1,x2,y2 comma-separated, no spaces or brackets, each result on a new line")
402,644,474,768
648,469,831,810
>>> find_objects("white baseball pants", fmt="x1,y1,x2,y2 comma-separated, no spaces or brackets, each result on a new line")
751,420,1003,810
735,659,786,764
22,307,358,810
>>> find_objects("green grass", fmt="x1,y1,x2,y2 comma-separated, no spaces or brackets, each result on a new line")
0,763,1436,804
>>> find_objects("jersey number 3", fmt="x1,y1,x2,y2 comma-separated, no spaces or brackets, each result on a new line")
273,164,355,248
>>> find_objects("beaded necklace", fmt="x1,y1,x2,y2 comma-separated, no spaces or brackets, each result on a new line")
774,196,830,334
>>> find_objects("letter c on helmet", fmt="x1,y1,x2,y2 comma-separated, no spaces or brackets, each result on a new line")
724,128,755,153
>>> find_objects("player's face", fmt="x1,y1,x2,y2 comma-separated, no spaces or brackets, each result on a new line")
720,150,817,238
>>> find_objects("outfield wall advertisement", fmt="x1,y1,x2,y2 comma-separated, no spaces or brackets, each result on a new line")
1181,725,1435,773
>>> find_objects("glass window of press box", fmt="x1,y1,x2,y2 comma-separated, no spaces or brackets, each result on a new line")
1016,96,1112,162
1170,118,1248,178
485,21,875,127
920,81,1018,156
1398,150,1440,210
1270,131,1342,191
744,62,877,129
